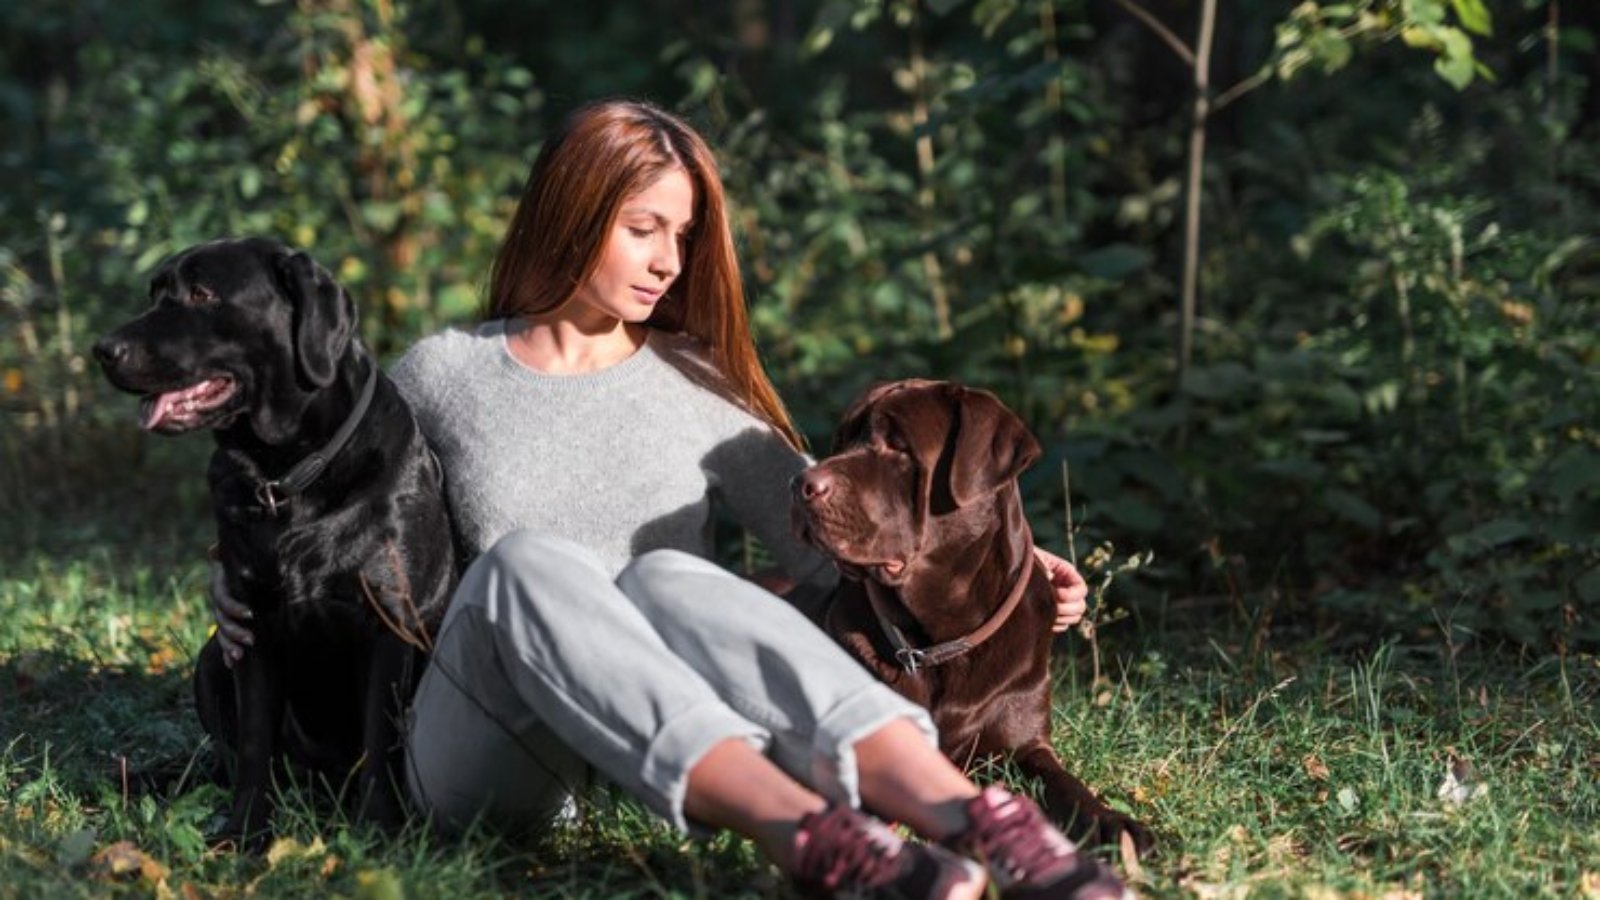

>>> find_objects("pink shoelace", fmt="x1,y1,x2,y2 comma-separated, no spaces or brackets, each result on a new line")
794,805,909,891
954,787,1079,888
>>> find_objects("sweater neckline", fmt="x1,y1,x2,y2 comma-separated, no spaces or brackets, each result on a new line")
492,319,659,391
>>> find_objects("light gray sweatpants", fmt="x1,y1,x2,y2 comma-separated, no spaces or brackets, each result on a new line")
404,531,935,834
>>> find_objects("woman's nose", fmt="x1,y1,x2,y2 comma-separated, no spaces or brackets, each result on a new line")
650,237,681,279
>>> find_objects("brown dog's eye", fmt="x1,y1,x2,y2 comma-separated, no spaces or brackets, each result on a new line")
883,431,910,454
187,285,216,306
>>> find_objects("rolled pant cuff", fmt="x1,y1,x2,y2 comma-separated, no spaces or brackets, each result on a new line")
641,700,770,832
809,686,937,809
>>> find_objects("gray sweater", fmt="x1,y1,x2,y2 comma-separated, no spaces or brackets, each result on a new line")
388,320,837,596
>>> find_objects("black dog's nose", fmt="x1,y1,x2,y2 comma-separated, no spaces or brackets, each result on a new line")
796,468,833,501
93,336,129,368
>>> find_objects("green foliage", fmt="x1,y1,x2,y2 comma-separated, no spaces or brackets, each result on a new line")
3,0,1597,658
1268,0,1496,89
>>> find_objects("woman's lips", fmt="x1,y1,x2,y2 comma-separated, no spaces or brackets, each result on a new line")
631,285,664,303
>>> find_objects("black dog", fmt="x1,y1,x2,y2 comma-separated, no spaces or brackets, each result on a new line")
94,238,456,840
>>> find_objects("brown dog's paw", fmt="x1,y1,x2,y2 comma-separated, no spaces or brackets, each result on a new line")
1086,811,1157,858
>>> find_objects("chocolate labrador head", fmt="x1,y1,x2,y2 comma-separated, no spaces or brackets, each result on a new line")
793,379,1041,586
93,237,357,444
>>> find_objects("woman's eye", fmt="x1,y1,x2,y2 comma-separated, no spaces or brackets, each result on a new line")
628,227,655,239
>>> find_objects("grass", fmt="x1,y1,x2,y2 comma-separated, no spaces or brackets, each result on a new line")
3,425,1598,898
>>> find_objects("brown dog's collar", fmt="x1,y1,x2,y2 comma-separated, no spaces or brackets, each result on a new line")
865,563,1035,675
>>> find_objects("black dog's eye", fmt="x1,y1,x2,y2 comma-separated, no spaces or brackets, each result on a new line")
186,285,217,306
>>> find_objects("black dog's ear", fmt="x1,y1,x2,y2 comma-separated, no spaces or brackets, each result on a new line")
276,250,355,388
946,384,1040,508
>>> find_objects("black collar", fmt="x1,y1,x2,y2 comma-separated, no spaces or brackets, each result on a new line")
253,366,378,515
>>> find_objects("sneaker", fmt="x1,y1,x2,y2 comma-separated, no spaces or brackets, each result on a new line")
793,803,984,899
943,787,1134,900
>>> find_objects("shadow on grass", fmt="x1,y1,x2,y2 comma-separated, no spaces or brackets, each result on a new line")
1,648,204,798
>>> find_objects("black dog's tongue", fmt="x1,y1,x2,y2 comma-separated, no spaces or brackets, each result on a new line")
138,377,232,431
140,392,180,430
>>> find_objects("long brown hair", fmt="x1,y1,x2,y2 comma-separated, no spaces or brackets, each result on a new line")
486,99,803,450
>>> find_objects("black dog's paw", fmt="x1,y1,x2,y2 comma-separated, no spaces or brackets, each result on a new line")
356,781,408,832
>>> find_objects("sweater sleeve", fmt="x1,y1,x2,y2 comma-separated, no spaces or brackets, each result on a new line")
703,417,840,607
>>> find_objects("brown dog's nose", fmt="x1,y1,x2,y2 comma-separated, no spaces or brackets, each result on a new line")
93,336,129,368
795,468,834,501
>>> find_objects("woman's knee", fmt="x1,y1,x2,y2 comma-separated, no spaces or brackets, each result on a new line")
460,530,609,619
616,549,722,607
476,531,593,575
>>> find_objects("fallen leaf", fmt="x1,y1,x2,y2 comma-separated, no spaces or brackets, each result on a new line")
146,644,181,675
266,835,327,867
1303,754,1330,781
89,841,168,884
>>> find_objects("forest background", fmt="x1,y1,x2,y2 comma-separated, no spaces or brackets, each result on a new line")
1,0,1597,897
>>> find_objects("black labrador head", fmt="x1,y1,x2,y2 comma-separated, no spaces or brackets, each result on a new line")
792,379,1040,586
93,238,356,444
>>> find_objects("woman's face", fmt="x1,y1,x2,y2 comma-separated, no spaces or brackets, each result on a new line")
571,166,695,327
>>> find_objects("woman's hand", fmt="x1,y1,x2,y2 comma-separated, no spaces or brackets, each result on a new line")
210,560,256,667
1034,546,1088,633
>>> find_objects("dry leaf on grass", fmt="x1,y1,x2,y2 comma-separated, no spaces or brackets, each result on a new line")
266,835,327,867
89,840,169,885
1302,754,1330,781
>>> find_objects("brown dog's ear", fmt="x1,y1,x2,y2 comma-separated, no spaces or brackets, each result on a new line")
832,381,910,453
946,384,1041,507
277,250,356,388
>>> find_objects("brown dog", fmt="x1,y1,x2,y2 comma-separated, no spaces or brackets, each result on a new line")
793,379,1153,852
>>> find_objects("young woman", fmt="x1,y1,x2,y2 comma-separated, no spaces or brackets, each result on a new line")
213,99,1126,900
